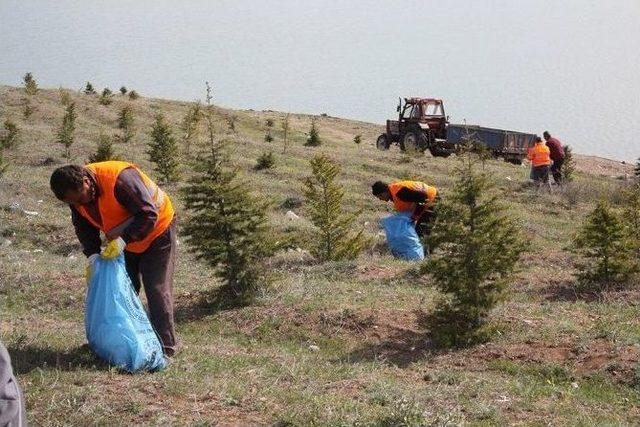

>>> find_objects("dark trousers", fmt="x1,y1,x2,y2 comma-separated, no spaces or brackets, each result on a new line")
550,158,564,184
124,220,177,356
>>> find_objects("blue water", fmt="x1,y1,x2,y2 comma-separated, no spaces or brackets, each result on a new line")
1,0,639,161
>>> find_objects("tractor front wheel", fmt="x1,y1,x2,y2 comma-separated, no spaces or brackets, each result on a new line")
376,134,389,150
400,131,420,152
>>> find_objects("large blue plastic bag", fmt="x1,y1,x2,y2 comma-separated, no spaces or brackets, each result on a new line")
85,254,166,373
381,212,424,261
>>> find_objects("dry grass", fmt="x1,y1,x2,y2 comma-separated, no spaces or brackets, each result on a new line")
1,84,639,426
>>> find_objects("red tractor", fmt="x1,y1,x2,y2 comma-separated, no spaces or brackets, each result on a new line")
376,97,454,156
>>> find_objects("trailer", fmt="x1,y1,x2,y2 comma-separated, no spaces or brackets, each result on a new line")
446,124,536,164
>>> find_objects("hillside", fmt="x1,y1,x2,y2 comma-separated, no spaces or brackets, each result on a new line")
0,84,638,426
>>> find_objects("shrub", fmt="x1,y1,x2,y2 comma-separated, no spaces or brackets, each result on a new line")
56,102,76,159
128,90,140,100
22,100,34,119
353,134,362,144
59,88,71,106
424,148,525,347
264,131,273,143
305,118,321,146
255,151,275,170
23,72,37,95
265,118,274,128
147,113,180,183
119,86,127,95
303,154,367,261
225,114,237,132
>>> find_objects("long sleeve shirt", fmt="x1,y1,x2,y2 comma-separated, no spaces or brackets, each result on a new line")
546,137,565,161
71,167,158,257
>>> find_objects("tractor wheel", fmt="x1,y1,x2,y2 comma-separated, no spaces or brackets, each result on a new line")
400,131,420,152
376,134,389,150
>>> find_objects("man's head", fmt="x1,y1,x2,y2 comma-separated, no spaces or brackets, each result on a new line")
50,165,94,205
372,181,391,201
543,131,551,141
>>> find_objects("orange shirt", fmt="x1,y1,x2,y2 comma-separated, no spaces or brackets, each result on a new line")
388,180,438,212
527,142,551,167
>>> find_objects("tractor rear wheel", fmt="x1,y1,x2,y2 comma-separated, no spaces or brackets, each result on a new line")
400,131,420,152
376,134,389,150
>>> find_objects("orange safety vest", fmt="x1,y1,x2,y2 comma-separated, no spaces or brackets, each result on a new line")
527,142,551,167
76,161,175,253
388,180,438,212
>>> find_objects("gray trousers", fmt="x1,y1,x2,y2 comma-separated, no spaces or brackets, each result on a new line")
0,341,26,427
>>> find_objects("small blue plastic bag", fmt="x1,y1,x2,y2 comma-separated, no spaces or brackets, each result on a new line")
85,254,166,373
381,212,425,261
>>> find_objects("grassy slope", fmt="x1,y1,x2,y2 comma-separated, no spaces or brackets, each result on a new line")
0,85,639,426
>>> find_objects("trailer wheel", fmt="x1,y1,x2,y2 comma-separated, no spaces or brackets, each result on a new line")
400,131,420,152
376,134,389,150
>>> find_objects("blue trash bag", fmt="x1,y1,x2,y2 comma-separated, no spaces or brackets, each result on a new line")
85,254,166,373
381,212,425,261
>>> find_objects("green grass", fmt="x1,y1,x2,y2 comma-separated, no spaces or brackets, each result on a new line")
1,84,639,425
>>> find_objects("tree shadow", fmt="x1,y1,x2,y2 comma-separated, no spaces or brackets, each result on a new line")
341,310,444,368
174,286,251,323
539,280,635,303
8,343,109,375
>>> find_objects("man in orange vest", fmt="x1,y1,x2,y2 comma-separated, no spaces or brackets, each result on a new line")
372,180,439,237
527,136,552,191
49,161,178,357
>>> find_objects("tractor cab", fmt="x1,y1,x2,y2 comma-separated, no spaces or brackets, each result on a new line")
398,98,448,139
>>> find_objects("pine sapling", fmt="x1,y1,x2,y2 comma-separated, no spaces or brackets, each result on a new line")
181,102,202,157
23,72,37,95
573,200,636,288
128,90,140,100
303,154,368,261
56,102,77,160
424,149,525,347
119,86,127,95
281,113,290,153
84,82,96,95
116,105,135,143
255,151,275,170
305,118,321,146
99,88,113,105
147,113,180,183
354,134,362,145
89,134,119,163
0,120,20,149
563,145,576,182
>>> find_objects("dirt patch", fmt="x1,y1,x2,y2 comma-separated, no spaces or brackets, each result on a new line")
575,154,633,177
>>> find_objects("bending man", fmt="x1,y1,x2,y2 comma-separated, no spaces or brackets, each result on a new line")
50,161,178,357
372,180,439,237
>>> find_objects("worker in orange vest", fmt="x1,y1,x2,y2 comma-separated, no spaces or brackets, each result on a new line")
50,161,178,357
372,180,439,237
527,136,552,191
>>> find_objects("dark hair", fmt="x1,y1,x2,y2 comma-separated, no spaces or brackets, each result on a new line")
372,181,388,195
50,165,85,200
543,131,550,138
535,136,542,143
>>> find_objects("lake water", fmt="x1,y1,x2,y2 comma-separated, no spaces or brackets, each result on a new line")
1,0,639,161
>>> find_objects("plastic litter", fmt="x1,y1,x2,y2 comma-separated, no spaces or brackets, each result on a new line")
381,212,424,261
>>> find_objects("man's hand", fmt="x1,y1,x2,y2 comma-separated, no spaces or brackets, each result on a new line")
101,237,126,259
85,253,99,284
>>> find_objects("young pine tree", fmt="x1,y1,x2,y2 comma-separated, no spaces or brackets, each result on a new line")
147,113,180,183
281,113,290,153
89,134,118,163
353,134,362,145
0,120,20,149
84,82,96,95
99,88,113,105
116,105,135,143
562,145,576,182
59,88,72,106
128,90,140,100
225,114,237,133
424,149,525,347
181,102,202,157
305,118,321,146
573,200,636,287
119,86,127,95
23,100,34,119
57,102,77,160
23,72,37,95
182,82,272,304
303,154,367,261
255,151,275,170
